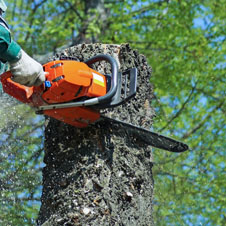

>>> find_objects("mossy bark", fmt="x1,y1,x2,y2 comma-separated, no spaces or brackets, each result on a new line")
37,44,155,226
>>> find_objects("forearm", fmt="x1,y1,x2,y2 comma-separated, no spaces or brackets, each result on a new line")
0,40,21,62
0,22,45,86
0,26,21,63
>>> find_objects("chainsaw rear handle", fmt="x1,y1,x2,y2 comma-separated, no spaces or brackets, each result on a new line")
84,54,118,105
0,71,34,103
0,70,12,81
0,70,49,85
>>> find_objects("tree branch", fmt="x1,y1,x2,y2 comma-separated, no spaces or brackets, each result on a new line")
182,100,225,139
159,83,197,132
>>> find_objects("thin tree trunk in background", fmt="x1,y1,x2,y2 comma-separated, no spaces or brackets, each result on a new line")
37,43,155,226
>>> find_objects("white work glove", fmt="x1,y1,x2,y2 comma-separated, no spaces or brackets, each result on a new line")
10,50,45,87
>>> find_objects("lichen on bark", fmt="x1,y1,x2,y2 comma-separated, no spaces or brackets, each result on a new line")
37,44,155,226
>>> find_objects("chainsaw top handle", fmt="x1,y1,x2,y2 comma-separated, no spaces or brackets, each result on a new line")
84,54,118,105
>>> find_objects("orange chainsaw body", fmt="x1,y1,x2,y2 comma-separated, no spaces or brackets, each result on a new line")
0,60,107,128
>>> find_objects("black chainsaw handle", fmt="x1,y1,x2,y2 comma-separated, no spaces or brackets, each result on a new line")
84,54,118,104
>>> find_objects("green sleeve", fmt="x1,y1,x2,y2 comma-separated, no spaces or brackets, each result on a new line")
0,25,21,63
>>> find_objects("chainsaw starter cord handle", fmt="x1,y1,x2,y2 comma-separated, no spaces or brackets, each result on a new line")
84,54,118,104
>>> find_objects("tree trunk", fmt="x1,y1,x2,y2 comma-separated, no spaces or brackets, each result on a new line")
37,44,155,226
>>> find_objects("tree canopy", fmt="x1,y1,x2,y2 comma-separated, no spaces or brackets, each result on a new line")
0,0,225,225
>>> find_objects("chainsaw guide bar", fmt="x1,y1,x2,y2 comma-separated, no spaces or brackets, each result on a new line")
100,116,188,153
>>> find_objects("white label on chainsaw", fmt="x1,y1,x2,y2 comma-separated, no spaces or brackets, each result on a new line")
92,72,105,86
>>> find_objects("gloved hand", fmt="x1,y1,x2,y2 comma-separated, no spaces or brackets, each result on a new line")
9,49,45,87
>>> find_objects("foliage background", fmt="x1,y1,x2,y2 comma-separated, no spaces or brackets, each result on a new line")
0,0,225,225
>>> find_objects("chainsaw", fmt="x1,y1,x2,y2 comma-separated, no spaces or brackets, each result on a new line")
0,54,188,152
